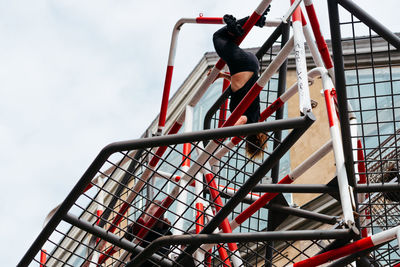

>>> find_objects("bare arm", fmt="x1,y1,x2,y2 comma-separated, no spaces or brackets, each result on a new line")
207,69,231,82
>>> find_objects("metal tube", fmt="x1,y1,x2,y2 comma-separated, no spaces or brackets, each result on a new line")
328,0,357,189
355,183,400,193
267,203,338,224
128,229,351,267
252,184,338,193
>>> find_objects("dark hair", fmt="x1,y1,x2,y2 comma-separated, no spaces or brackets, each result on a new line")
245,133,268,159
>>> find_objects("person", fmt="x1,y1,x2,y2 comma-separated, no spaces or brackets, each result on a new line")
211,10,270,159
124,200,172,266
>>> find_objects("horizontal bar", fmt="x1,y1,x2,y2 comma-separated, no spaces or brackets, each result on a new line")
105,116,310,154
63,213,173,267
127,229,352,267
267,203,338,225
252,184,338,193
355,183,400,193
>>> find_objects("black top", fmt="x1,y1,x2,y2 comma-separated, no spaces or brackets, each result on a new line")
229,73,260,124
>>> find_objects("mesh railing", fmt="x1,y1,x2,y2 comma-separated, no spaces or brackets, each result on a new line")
330,0,400,265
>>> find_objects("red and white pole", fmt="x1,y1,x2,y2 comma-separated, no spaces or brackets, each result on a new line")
291,0,312,113
322,69,355,225
157,17,224,135
289,225,400,267
303,0,335,81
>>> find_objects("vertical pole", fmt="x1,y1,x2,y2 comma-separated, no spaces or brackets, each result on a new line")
265,22,290,267
327,0,357,188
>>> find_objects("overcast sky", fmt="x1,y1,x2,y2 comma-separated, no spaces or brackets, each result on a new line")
1,1,399,266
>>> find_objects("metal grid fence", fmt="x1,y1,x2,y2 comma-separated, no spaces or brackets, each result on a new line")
330,0,400,265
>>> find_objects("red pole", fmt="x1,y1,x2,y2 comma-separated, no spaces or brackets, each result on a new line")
218,78,230,128
40,250,46,267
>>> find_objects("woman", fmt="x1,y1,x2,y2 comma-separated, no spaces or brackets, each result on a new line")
211,11,270,159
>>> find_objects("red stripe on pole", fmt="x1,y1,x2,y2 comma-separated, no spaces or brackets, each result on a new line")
217,246,232,267
83,183,93,192
196,17,224,24
40,250,46,267
218,79,230,128
136,197,174,240
204,173,238,254
357,139,367,184
236,12,262,44
304,4,334,69
206,251,212,267
324,89,335,127
300,11,308,26
293,237,374,267
291,0,302,22
196,203,204,233
96,210,103,225
361,228,368,238
260,97,284,121
159,65,174,130
182,143,191,167
235,175,293,225
150,145,169,167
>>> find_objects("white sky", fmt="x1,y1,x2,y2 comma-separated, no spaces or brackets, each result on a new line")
1,1,398,266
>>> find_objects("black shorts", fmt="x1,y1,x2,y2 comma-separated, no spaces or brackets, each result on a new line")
229,73,260,124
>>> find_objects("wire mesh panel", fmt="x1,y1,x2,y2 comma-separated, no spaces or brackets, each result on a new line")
331,2,400,266
22,119,319,267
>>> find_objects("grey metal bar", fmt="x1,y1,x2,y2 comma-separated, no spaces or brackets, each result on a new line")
107,117,311,154
266,22,290,267
218,191,338,225
337,0,400,50
175,112,316,265
18,119,304,267
327,0,357,188
267,203,339,225
355,183,400,192
63,213,173,267
127,229,351,267
252,184,338,193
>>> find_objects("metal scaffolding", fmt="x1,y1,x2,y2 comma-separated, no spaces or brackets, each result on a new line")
19,0,400,266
